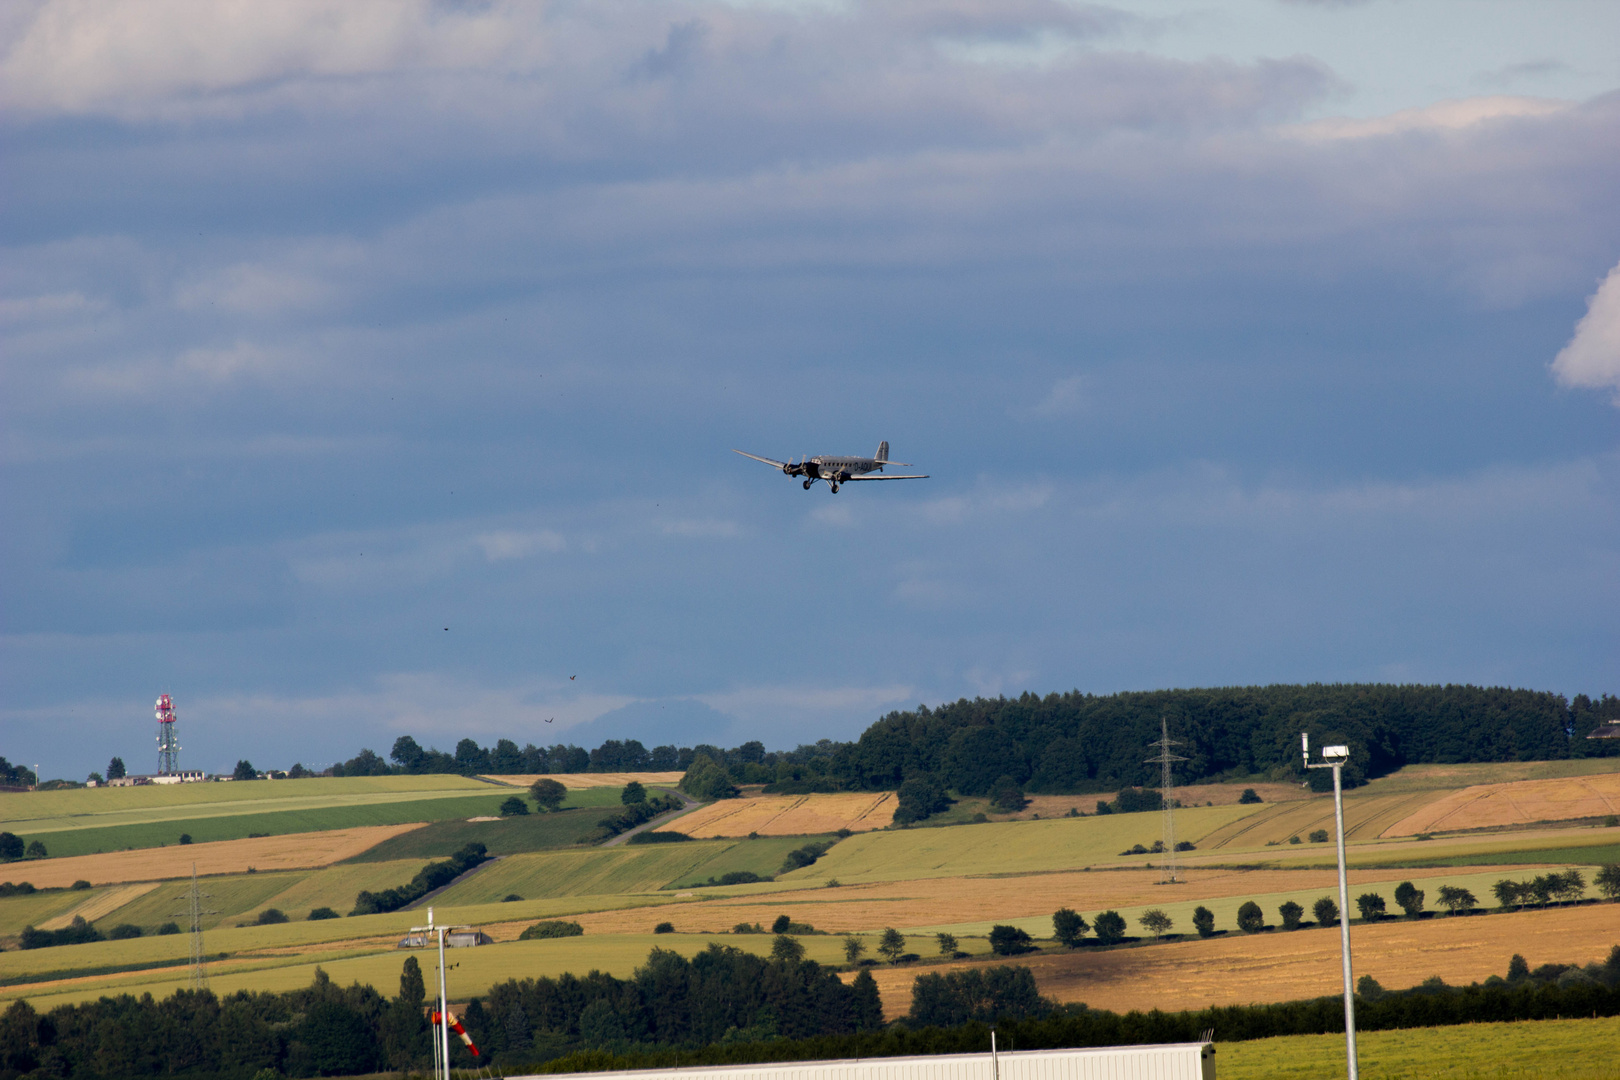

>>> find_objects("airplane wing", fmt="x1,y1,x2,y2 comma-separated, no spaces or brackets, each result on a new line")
732,449,790,468
845,473,929,480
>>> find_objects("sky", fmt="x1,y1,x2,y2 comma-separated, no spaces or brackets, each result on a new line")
3,0,1619,781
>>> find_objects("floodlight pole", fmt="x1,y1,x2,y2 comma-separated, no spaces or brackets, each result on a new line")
1303,734,1358,1080
435,910,451,1080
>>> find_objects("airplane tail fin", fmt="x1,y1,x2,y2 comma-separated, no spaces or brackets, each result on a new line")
876,441,889,463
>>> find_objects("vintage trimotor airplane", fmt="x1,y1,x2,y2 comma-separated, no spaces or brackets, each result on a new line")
732,441,929,492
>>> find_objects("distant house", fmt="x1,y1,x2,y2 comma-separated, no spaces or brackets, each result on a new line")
107,771,207,786
1588,723,1620,740
398,929,492,949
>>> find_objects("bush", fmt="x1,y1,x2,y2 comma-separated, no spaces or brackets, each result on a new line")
1279,900,1304,930
780,841,834,873
1236,901,1265,933
1239,788,1262,804
1313,896,1339,925
1356,893,1387,921
629,830,692,844
499,795,530,816
351,841,488,915
108,923,143,939
256,908,289,925
157,921,181,935
654,921,676,934
70,879,91,890
308,907,340,920
1175,840,1196,851
989,924,1035,955
1112,787,1163,814
178,833,192,845
19,916,103,949
1308,828,1330,843
501,894,523,902
1192,906,1215,938
519,920,584,940
1093,910,1127,945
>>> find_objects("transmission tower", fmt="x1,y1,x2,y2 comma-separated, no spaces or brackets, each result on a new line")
155,694,180,775
1145,716,1187,884
173,863,217,990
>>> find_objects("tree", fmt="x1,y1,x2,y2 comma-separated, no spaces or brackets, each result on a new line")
1113,787,1163,813
989,775,1029,813
878,927,906,963
1239,788,1262,804
1355,893,1386,920
771,914,792,933
1139,909,1173,938
894,774,953,824
399,955,425,1006
106,757,126,780
1192,905,1216,938
1393,881,1425,917
1092,910,1127,945
23,841,46,860
1051,907,1088,947
844,935,866,963
0,833,23,861
936,932,958,957
771,934,806,963
499,795,529,816
679,753,739,801
1595,864,1620,901
1313,896,1339,925
621,780,646,805
1493,878,1524,909
1278,900,1304,930
1552,869,1586,904
1236,901,1265,933
1436,885,1478,914
390,735,427,772
1308,828,1330,843
233,760,257,781
989,925,1035,955
1507,954,1530,981
529,777,567,812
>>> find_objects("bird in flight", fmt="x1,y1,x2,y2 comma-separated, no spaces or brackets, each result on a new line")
570,675,576,680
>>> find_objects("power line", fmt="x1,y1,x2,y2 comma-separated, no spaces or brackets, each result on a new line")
1145,715,1187,885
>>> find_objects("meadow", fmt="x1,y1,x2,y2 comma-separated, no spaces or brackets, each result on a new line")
1386,771,1620,835
344,802,616,862
429,843,742,904
480,772,687,789
1218,1015,1620,1080
666,836,838,887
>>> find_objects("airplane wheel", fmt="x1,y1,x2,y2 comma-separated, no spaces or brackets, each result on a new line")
831,484,840,493
803,480,812,490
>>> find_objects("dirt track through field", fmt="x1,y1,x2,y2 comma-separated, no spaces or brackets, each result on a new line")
1,824,426,888
36,883,161,930
659,793,897,838
847,903,1619,1019
1385,773,1620,836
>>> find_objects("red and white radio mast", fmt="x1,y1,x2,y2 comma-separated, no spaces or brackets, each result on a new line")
155,694,180,775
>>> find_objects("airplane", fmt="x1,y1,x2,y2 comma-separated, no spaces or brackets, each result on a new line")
732,441,929,492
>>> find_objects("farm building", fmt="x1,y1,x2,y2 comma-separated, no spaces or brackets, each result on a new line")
516,1044,1216,1080
397,928,492,949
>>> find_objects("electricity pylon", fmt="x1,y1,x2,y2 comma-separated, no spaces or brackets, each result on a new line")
1146,716,1187,884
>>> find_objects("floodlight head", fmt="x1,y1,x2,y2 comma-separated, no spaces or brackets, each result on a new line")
1322,745,1350,760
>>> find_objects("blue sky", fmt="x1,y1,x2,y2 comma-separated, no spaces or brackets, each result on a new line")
3,0,1618,780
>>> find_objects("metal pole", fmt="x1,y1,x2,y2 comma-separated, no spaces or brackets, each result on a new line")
438,926,451,1080
990,1029,998,1080
1332,761,1359,1080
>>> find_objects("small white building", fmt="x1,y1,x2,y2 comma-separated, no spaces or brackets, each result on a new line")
107,771,207,786
515,1043,1216,1080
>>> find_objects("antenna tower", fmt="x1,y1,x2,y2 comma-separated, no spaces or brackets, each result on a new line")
1146,715,1187,884
155,694,180,775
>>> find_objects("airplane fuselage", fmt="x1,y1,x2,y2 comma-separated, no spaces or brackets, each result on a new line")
732,442,928,492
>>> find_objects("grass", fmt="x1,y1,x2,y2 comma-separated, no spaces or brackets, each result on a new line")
25,794,515,858
666,837,838,888
784,807,1265,885
345,806,612,862
1363,842,1620,869
1360,758,1620,793
430,844,741,904
89,871,309,932
0,889,101,936
1219,1015,1620,1080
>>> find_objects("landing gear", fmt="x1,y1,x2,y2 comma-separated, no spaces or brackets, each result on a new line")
803,479,813,489
830,483,840,493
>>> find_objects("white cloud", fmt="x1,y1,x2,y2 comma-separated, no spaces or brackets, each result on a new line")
476,529,566,561
1031,374,1088,417
660,518,739,539
1552,259,1620,405
1287,95,1568,141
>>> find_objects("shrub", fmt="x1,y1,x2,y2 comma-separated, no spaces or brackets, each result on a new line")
781,840,834,873
1092,910,1127,945
20,839,47,859
654,921,675,934
308,907,340,920
732,922,764,933
1236,901,1265,933
519,920,584,940
499,796,529,816
501,894,523,902
1394,881,1425,917
157,921,181,935
1288,835,1301,845
629,830,692,844
1355,893,1387,921
1139,909,1173,938
1052,907,1088,947
529,777,567,811
178,833,192,845
1175,840,1196,851
1192,906,1216,938
1239,788,1262,804
19,916,103,949
1278,900,1304,930
1308,828,1330,843
1112,787,1163,814
1093,800,1113,815
256,909,289,925
989,924,1035,955
70,879,91,890
1313,896,1339,925
108,923,143,939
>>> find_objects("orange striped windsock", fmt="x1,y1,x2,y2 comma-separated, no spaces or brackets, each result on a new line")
430,1010,481,1056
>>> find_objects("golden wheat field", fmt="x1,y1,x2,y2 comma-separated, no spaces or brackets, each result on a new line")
36,882,161,930
658,793,898,838
479,772,686,789
1384,773,1620,836
847,902,1620,1019
3,824,426,888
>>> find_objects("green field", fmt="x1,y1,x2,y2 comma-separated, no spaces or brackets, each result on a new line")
0,888,103,936
430,844,742,904
667,836,837,888
785,807,1265,885
1368,841,1620,869
87,871,308,932
345,805,613,862
1220,1014,1620,1079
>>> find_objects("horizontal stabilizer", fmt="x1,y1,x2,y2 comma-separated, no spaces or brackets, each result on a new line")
845,474,929,481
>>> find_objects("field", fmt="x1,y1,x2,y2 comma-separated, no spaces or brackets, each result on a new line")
848,902,1620,1019
666,836,837,887
662,793,898,837
344,806,615,861
38,883,161,930
1219,1016,1620,1080
480,773,686,789
427,843,744,904
0,824,426,888
1385,772,1620,835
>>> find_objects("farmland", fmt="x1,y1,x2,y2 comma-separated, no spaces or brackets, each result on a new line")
1385,771,1620,835
662,792,898,837
480,772,686,789
344,804,616,861
1220,1016,1620,1080
427,843,741,904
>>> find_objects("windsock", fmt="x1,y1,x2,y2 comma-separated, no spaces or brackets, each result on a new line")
430,1010,481,1057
